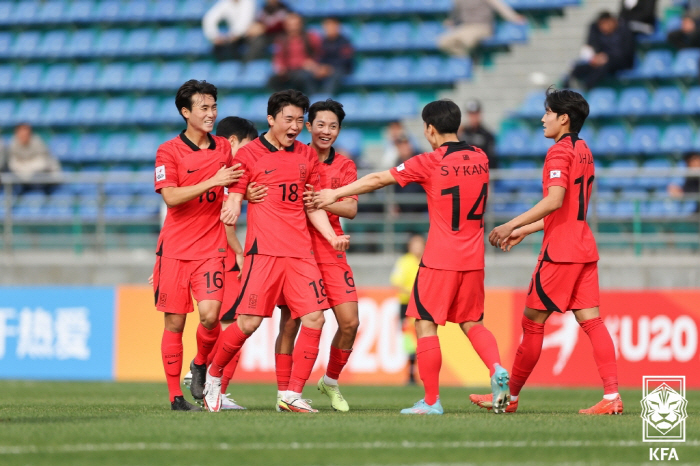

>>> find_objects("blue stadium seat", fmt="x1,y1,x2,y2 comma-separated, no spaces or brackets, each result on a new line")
682,86,700,114
48,134,74,162
71,98,101,125
44,194,76,222
66,1,93,22
13,1,41,24
217,95,246,118
0,3,12,25
500,160,538,192
97,62,129,91
123,28,152,55
69,63,99,91
627,125,660,155
131,194,162,219
0,64,12,92
355,23,384,51
482,22,529,46
39,29,69,58
648,87,682,115
187,61,214,81
131,132,161,161
385,22,412,50
174,0,209,20
593,126,627,154
38,1,65,24
356,92,390,121
239,60,271,87
14,98,44,126
529,132,554,155
122,0,150,21
11,64,43,92
11,31,42,58
335,128,363,159
95,29,125,56
413,56,443,84
0,32,12,57
101,133,131,160
414,21,443,49
40,63,72,92
671,48,700,78
212,61,242,88
383,57,413,84
637,159,672,191
598,159,637,191
0,100,15,126
94,0,120,22
77,194,99,220
149,0,179,21
389,92,419,119
13,193,46,221
408,0,452,14
180,28,209,55
132,96,160,125
616,87,649,116
97,97,129,125
157,97,182,125
73,133,102,162
587,87,617,117
347,57,384,86
244,95,270,121
445,57,472,80
497,127,531,157
152,27,180,55
126,62,157,90
154,61,186,90
515,91,543,118
104,195,134,220
660,124,693,152
66,29,96,57
629,50,674,78
41,98,72,125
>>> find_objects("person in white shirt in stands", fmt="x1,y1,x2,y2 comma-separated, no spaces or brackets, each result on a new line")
202,0,256,61
5,123,61,194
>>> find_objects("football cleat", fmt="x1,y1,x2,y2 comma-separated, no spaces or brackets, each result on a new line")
202,370,222,412
276,392,283,412
221,393,246,410
182,371,192,389
469,393,518,413
171,396,202,411
400,398,443,415
189,360,206,400
317,378,349,412
579,395,623,415
278,397,318,413
490,364,511,414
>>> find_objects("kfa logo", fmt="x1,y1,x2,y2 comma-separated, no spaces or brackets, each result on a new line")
331,177,341,189
248,294,258,309
641,376,688,442
299,164,307,181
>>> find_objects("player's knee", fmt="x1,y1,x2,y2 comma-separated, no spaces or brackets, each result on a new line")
302,311,325,329
238,316,263,335
283,317,301,336
339,317,359,337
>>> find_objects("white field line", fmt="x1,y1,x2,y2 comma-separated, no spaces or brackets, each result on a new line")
0,439,697,455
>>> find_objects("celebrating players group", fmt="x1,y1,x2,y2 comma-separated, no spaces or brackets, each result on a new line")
152,79,624,416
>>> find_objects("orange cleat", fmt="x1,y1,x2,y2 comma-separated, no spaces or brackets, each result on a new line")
579,395,624,415
469,393,518,413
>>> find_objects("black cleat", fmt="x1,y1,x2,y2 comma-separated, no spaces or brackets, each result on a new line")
189,360,207,400
171,396,203,411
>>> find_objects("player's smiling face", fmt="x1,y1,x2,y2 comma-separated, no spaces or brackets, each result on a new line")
541,107,565,139
307,110,340,152
268,105,305,147
183,93,217,134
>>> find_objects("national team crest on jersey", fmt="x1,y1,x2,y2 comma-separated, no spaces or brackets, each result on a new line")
331,177,341,189
299,164,307,180
248,294,258,309
159,293,167,307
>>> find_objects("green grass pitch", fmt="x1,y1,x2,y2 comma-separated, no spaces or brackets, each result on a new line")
0,381,697,466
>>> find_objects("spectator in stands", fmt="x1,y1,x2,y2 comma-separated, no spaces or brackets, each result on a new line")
668,153,700,199
267,12,322,95
379,121,421,170
314,17,355,95
202,0,256,61
245,0,293,61
566,11,636,90
438,0,526,57
458,99,498,169
619,0,657,35
667,14,700,49
5,123,61,193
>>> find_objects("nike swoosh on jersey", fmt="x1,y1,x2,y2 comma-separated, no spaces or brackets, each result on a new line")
265,169,277,174
317,299,325,304
345,290,355,293
187,168,200,173
207,290,218,294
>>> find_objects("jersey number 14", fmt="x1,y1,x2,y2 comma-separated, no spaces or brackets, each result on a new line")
440,182,488,231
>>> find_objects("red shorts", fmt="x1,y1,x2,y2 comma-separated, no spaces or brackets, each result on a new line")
406,267,485,326
277,262,357,309
234,255,326,319
219,256,243,321
153,256,225,314
525,260,599,312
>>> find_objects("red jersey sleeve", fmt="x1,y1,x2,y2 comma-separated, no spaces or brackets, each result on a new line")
543,146,570,189
308,151,323,191
390,153,431,187
340,158,358,201
154,144,178,192
230,148,252,195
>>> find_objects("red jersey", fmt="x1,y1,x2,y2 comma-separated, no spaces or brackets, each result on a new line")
154,131,233,260
390,142,489,271
539,133,599,263
309,148,357,264
231,134,323,258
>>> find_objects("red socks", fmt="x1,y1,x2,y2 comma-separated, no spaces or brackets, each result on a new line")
206,334,222,367
326,346,352,381
466,325,501,377
161,329,184,402
275,353,294,391
194,322,221,366
510,315,545,397
288,326,322,393
579,317,619,395
210,323,249,378
416,336,441,405
220,352,240,393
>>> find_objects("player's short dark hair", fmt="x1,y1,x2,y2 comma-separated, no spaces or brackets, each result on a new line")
267,89,310,119
544,86,589,133
421,99,461,135
308,99,346,126
175,79,218,122
216,116,258,141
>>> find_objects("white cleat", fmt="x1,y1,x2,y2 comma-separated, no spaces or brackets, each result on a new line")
182,371,192,389
276,392,283,412
203,370,222,413
221,393,246,410
278,396,318,413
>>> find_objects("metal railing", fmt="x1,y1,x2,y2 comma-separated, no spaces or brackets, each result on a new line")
0,169,698,254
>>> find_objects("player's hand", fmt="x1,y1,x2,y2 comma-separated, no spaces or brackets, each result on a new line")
235,252,245,280
220,206,239,226
147,273,153,286
211,164,242,187
500,228,527,252
330,234,350,252
246,182,267,203
489,223,515,248
313,189,338,209
303,184,317,210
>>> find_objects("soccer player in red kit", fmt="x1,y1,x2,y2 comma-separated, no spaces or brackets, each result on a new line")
470,88,621,415
153,80,243,411
203,90,350,413
314,100,509,415
268,99,359,412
